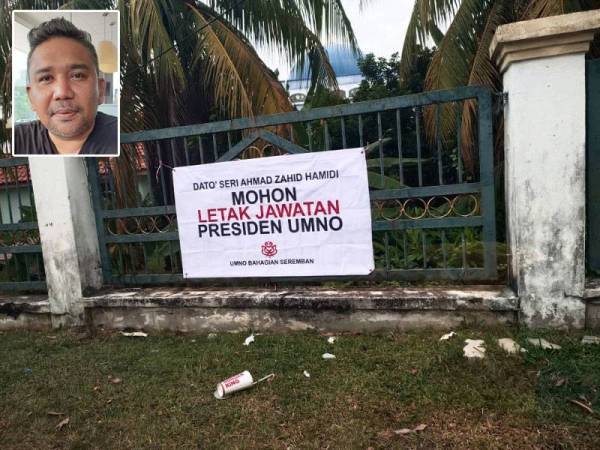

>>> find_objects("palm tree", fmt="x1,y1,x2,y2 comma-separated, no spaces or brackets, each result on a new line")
399,0,600,173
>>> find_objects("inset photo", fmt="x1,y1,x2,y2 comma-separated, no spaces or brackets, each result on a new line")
12,10,119,157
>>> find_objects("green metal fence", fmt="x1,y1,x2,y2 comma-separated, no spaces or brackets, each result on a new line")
587,58,600,275
88,86,497,285
0,145,46,291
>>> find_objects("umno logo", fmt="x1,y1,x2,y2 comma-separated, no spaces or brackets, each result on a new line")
261,241,277,257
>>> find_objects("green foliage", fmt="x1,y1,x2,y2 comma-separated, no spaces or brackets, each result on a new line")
352,47,434,102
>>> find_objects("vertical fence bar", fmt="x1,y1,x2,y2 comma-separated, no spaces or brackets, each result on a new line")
227,132,232,151
477,91,498,278
156,145,169,206
403,230,408,269
461,229,467,269
86,158,113,283
341,117,347,149
421,231,427,268
3,167,14,223
456,102,464,183
324,121,330,150
14,167,24,221
377,112,384,186
212,133,218,160
436,104,444,185
441,230,447,269
384,232,390,272
307,123,313,151
184,138,190,166
415,107,423,187
107,163,117,209
130,150,141,207
170,139,177,168
27,166,36,221
142,144,154,205
396,109,404,185
358,115,364,147
198,137,205,164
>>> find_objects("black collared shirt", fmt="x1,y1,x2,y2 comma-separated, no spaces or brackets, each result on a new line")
14,112,118,156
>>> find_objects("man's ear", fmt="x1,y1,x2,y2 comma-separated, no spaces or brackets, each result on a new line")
97,78,106,105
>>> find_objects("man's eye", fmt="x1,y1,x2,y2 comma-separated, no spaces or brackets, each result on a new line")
38,75,52,83
72,72,87,80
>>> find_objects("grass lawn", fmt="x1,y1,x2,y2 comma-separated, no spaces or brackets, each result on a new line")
0,327,599,449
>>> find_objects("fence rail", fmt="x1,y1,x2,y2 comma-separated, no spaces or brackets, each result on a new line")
89,86,497,285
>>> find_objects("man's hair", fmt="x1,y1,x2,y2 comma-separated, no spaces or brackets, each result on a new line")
27,17,99,77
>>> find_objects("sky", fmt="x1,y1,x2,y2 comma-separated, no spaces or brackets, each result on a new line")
257,0,414,81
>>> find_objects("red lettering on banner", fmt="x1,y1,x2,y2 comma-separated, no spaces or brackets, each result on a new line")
255,200,340,219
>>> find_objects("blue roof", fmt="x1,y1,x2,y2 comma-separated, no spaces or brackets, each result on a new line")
290,46,362,80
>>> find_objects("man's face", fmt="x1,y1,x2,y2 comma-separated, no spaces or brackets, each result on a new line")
27,37,105,140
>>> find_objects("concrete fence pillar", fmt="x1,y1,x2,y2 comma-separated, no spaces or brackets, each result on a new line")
29,158,102,327
490,11,600,328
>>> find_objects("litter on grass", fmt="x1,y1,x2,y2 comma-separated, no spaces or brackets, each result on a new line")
55,417,69,431
327,337,337,344
497,338,526,354
463,339,486,359
243,334,255,346
581,336,600,345
439,331,456,341
207,333,217,339
527,338,561,350
214,371,275,400
394,424,427,435
322,353,336,360
303,370,311,378
120,331,148,337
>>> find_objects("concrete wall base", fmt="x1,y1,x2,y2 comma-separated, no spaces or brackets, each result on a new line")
82,286,518,334
0,296,51,331
585,280,600,329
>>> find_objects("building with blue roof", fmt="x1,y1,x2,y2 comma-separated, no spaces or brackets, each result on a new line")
285,46,363,108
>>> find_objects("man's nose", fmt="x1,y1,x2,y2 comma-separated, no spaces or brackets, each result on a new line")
52,76,75,100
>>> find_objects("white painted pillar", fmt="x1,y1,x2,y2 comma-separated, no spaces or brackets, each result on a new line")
490,11,600,328
29,158,102,327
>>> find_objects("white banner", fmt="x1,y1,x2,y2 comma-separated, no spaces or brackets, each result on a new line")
173,148,374,277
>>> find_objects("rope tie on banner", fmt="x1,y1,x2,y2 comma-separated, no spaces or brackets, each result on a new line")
155,161,174,182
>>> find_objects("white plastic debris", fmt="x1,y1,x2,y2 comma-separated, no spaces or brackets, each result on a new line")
207,333,217,339
463,339,486,359
527,338,561,350
243,334,255,346
327,337,337,344
120,331,148,337
439,331,456,341
497,338,526,354
322,353,336,360
581,336,600,345
303,370,311,378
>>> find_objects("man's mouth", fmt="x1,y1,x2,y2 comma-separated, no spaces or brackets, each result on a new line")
51,108,80,120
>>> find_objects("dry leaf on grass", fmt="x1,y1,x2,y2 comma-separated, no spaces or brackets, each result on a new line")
109,377,122,384
55,417,69,431
47,411,64,416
